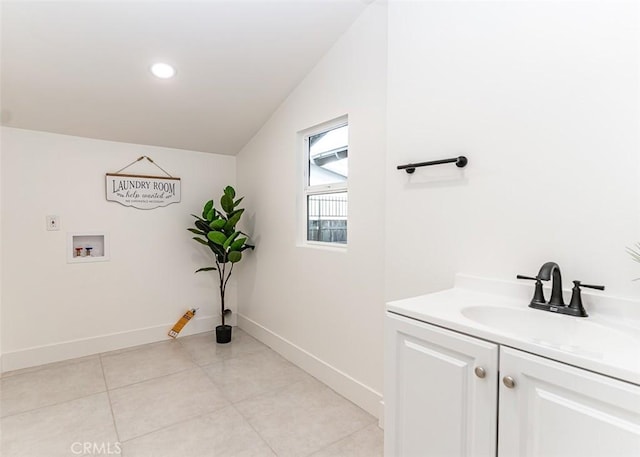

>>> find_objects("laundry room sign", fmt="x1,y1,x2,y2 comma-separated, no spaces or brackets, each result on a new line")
105,156,181,210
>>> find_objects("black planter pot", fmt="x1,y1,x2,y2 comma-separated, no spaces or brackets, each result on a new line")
216,325,232,344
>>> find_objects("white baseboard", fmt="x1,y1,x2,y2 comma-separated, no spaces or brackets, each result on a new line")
237,313,383,420
1,314,220,373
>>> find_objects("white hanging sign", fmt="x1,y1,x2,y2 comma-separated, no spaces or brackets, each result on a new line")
106,173,181,210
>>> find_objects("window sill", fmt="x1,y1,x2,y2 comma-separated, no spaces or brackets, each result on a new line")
297,241,348,253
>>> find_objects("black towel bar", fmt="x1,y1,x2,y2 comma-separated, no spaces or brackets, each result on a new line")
397,156,468,174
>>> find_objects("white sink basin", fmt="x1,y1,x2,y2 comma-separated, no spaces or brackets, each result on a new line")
386,274,640,384
461,305,637,356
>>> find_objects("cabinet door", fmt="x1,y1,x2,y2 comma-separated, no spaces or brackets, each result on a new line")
498,347,640,457
384,313,498,457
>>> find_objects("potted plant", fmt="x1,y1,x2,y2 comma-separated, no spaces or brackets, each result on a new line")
188,186,254,343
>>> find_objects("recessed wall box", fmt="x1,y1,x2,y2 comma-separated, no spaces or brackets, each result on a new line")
67,232,110,263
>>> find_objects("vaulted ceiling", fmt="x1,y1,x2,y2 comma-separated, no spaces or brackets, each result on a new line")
1,1,367,155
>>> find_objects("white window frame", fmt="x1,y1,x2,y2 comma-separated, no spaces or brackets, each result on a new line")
298,115,348,249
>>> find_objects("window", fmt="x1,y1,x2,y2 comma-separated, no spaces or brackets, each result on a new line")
302,118,348,245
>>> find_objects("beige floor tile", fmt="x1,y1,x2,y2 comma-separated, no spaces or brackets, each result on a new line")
0,355,99,378
310,423,384,457
110,367,229,441
235,378,376,457
101,339,196,389
203,349,313,403
122,406,276,457
0,330,381,457
178,329,268,366
0,357,106,417
0,393,118,457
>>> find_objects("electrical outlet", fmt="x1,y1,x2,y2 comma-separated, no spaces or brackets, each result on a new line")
46,215,60,231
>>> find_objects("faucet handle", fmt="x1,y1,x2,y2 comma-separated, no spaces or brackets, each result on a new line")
568,280,605,317
516,274,538,281
516,274,546,304
577,281,605,291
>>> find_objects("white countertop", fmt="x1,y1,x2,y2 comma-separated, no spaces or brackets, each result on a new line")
387,274,640,385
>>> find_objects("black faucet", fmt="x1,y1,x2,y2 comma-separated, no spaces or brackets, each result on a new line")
537,262,564,307
517,262,605,317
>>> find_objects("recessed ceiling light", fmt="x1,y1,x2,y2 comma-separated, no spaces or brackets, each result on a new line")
150,63,176,79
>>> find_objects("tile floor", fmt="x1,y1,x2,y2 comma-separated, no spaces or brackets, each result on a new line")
0,329,383,457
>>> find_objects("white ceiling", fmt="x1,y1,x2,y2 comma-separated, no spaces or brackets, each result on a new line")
1,0,367,155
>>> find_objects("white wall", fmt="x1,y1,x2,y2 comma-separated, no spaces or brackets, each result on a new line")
1,127,236,371
386,0,640,301
236,2,387,417
0,127,3,370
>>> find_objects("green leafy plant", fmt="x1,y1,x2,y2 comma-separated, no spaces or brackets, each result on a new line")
627,242,640,263
188,186,254,325
626,242,640,281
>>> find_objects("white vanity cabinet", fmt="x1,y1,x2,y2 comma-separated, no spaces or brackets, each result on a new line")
498,346,640,457
384,312,499,457
385,312,640,457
